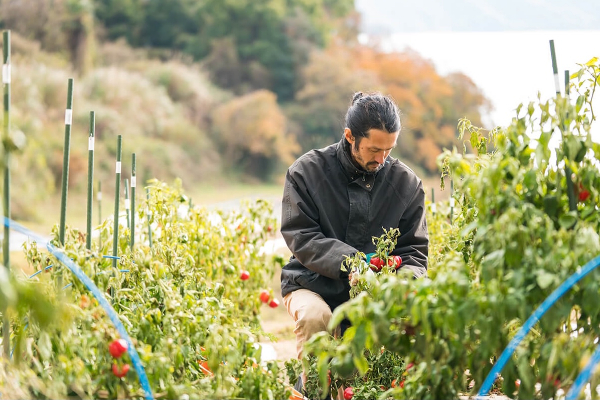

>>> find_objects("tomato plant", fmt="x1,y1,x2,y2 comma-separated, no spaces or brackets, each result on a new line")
301,58,600,400
7,179,288,399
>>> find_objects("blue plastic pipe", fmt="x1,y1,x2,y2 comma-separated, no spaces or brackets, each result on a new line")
566,341,600,400
477,254,600,398
3,217,153,400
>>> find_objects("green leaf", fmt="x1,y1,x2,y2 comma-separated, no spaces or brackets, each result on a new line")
353,353,369,375
558,213,578,229
543,195,559,218
523,170,537,191
576,95,585,114
535,270,556,289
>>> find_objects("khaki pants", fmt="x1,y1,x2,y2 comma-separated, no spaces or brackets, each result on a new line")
283,289,340,359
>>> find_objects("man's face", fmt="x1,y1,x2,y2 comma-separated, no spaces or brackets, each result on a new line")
344,128,399,172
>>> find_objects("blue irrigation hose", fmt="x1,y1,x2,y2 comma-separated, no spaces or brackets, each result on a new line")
3,217,153,400
29,265,53,278
566,342,600,400
477,254,600,398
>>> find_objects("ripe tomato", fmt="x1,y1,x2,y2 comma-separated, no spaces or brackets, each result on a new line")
108,339,128,358
259,289,270,303
369,257,384,272
112,363,130,378
392,379,404,388
343,387,353,399
240,270,250,280
268,298,280,308
80,294,91,309
388,255,402,269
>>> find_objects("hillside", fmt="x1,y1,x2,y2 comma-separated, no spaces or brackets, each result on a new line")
0,1,490,223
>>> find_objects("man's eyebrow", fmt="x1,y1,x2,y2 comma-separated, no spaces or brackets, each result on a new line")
369,144,397,151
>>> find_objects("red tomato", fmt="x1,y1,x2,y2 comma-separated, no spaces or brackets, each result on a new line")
112,363,130,378
388,255,402,269
369,257,384,272
259,289,270,303
108,339,128,358
268,298,280,308
579,188,590,202
80,294,90,309
392,378,405,388
343,387,354,399
240,270,250,280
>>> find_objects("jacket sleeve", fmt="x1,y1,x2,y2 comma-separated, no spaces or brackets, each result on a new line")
281,166,358,280
392,180,429,278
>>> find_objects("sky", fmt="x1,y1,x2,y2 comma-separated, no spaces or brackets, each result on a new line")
354,1,600,137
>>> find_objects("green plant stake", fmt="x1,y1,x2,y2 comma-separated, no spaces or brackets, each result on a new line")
549,40,561,96
111,135,122,301
565,70,570,96
431,187,435,216
86,112,95,252
2,29,11,359
59,78,74,248
146,187,152,248
450,179,454,224
549,40,576,212
130,153,136,249
125,179,130,230
97,180,102,251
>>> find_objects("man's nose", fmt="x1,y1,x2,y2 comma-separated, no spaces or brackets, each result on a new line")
374,152,385,164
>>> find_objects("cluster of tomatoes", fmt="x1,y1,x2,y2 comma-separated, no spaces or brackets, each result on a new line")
109,339,130,378
259,289,280,308
368,255,402,272
239,270,280,308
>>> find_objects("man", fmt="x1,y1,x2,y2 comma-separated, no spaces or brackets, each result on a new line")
280,92,429,393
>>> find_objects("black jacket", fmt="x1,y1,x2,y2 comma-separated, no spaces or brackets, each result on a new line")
280,138,429,310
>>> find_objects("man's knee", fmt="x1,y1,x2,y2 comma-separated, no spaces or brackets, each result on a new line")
295,301,332,335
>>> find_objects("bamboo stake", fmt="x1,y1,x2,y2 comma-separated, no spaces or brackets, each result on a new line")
130,154,136,249
86,112,95,251
2,29,11,359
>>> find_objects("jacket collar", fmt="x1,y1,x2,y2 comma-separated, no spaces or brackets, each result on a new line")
336,138,378,191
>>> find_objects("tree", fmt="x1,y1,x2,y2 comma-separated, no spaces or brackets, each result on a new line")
211,90,299,180
288,44,380,150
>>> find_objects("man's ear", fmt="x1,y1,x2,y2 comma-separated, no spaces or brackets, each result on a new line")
344,128,354,144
